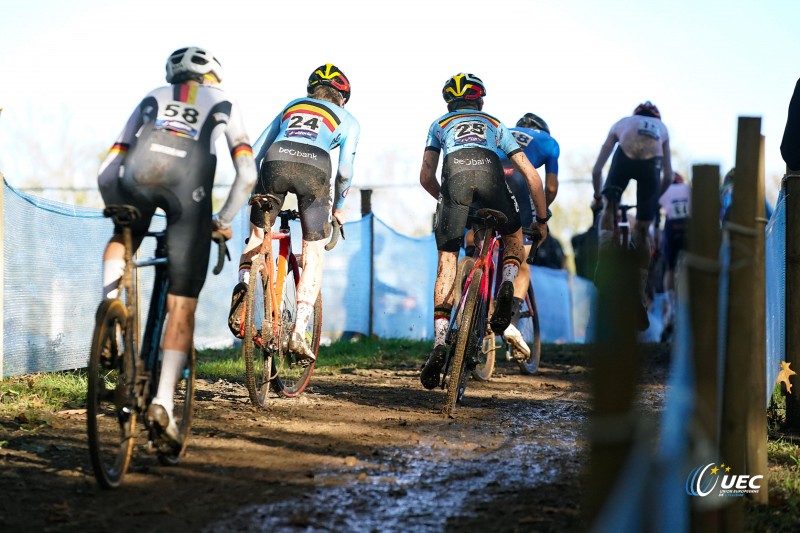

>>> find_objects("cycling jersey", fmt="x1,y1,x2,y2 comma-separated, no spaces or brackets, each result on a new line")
608,115,669,160
500,127,560,242
425,110,521,158
426,110,522,252
658,182,691,222
97,83,257,298
253,97,360,210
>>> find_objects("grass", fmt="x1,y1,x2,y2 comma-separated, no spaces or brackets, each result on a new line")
0,370,87,425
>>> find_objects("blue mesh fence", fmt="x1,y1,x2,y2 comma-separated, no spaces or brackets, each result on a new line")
4,176,599,376
765,189,786,406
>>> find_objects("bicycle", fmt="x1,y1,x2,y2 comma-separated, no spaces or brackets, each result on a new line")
236,195,342,406
614,204,636,248
440,209,541,416
87,205,228,489
455,229,541,380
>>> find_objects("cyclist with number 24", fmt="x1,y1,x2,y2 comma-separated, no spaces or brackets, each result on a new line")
591,101,673,330
229,64,360,363
96,47,257,443
418,73,548,390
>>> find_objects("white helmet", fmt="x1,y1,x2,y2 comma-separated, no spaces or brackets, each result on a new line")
165,47,223,83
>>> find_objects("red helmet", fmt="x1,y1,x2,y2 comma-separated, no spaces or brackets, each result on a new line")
633,101,661,119
673,172,684,184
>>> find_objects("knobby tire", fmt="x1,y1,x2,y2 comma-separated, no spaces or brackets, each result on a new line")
244,256,270,406
444,269,483,417
515,284,541,375
87,298,136,489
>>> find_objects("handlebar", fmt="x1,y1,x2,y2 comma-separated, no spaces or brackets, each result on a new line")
325,219,345,251
210,232,230,275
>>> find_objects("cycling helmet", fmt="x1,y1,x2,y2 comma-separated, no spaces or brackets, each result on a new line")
516,113,550,133
633,101,661,119
166,47,223,83
673,172,685,184
442,73,486,104
307,64,351,103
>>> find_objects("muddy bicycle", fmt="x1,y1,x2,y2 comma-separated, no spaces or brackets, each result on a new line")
440,209,542,416
87,205,228,488
455,226,542,380
235,195,342,406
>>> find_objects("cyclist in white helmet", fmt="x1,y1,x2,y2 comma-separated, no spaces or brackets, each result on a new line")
97,46,257,444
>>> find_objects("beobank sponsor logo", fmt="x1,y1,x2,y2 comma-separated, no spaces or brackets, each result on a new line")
278,146,318,160
685,462,763,497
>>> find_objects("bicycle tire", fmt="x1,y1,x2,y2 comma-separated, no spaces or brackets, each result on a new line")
444,269,483,417
87,298,136,489
271,254,319,397
514,284,541,375
156,347,196,465
243,256,270,406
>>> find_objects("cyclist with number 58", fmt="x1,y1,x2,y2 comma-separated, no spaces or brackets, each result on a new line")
591,101,673,330
498,112,560,358
229,64,360,363
97,47,257,443
418,73,548,390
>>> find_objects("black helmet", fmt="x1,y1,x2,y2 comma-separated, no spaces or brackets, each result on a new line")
633,101,661,119
307,64,351,103
442,73,486,104
516,113,550,133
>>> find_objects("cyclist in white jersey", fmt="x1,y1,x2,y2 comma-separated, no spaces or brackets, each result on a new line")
658,172,690,332
97,47,257,443
592,101,673,330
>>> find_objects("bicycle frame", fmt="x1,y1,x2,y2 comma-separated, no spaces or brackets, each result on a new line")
256,212,298,346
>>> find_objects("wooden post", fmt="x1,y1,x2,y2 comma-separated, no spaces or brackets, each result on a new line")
0,173,4,379
786,166,800,429
361,189,374,337
688,164,722,531
587,245,639,522
721,117,762,528
746,135,768,504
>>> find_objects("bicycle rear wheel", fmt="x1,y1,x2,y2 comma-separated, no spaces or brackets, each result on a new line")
156,347,196,465
87,299,136,489
455,257,496,382
513,284,541,375
243,256,272,406
444,269,483,417
271,255,319,397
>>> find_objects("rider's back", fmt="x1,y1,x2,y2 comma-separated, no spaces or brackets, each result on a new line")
611,115,669,160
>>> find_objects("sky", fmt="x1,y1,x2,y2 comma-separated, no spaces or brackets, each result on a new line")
1,0,799,235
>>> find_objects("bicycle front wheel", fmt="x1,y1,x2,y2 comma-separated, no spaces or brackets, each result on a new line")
87,299,136,489
157,347,196,465
444,269,483,417
271,254,319,397
243,256,272,406
514,284,541,375
456,256,496,382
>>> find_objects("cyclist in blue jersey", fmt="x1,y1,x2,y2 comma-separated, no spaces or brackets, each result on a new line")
418,73,548,390
98,47,257,443
498,113,560,358
229,64,359,362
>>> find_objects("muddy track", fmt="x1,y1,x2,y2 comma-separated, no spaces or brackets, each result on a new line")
0,346,667,532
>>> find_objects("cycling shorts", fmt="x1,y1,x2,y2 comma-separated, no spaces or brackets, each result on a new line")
435,148,521,252
99,130,215,299
662,218,688,270
601,148,663,221
504,168,540,245
250,141,333,241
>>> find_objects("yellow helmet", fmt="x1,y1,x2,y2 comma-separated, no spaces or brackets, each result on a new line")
307,64,351,103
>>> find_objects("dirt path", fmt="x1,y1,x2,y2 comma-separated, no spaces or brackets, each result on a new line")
0,347,667,532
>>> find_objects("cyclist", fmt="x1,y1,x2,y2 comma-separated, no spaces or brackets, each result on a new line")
591,101,673,330
228,64,359,363
97,47,257,443
418,72,548,390
499,113,560,358
657,172,690,333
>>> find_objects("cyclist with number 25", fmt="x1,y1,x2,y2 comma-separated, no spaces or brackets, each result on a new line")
97,47,257,443
591,101,673,330
418,72,548,390
229,64,360,363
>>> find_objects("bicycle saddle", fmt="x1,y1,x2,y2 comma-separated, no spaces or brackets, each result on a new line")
474,208,508,226
103,205,142,225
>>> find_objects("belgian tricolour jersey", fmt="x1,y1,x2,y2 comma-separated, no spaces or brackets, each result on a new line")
425,110,521,158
